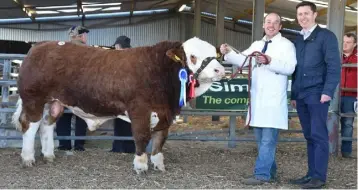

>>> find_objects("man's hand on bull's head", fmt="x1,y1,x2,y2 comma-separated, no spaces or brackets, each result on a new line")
219,43,232,55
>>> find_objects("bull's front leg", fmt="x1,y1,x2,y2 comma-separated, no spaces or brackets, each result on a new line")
130,110,152,175
150,127,169,172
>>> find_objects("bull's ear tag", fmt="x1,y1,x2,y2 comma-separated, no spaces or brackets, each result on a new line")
174,55,181,61
178,68,187,107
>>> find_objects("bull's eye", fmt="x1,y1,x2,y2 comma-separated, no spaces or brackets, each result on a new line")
190,55,197,65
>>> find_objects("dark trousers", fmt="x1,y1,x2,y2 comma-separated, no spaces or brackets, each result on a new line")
111,118,135,153
296,94,330,182
56,113,87,149
340,96,356,154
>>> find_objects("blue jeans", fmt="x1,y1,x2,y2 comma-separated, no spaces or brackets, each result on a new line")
340,96,356,154
253,127,279,181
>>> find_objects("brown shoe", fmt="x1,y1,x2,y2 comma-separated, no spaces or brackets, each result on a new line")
242,177,266,185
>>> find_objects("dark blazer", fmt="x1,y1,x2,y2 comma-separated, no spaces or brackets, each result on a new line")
291,25,341,100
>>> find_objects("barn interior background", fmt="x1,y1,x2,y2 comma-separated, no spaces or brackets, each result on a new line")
0,0,356,189
0,0,356,153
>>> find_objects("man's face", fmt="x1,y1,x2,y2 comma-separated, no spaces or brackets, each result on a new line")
263,13,282,38
115,44,123,50
343,35,357,53
296,5,317,30
80,33,88,44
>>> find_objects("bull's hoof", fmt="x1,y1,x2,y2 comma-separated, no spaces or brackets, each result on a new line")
43,154,55,163
153,164,166,172
134,166,148,175
22,159,35,167
133,153,148,175
151,153,165,172
133,161,149,175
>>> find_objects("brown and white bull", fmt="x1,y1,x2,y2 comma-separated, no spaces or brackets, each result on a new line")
12,37,225,174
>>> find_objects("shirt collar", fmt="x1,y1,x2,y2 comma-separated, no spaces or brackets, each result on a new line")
300,24,317,36
262,32,282,42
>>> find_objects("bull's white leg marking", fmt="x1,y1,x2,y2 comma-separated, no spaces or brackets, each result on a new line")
39,122,55,162
150,112,159,129
151,152,165,172
133,153,148,174
12,98,23,131
21,120,41,167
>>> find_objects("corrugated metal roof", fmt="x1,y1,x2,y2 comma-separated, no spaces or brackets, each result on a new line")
0,15,252,49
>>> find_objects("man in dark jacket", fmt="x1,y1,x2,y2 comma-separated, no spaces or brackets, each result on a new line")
340,33,357,158
55,26,89,151
290,1,341,189
110,35,135,153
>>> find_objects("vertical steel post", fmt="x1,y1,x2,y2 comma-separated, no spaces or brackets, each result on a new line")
326,0,346,155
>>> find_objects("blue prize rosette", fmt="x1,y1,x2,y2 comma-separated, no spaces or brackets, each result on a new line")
178,68,188,107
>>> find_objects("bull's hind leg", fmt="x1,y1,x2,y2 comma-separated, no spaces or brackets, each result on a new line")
21,119,41,167
150,124,169,172
19,101,45,167
39,101,64,162
130,109,152,174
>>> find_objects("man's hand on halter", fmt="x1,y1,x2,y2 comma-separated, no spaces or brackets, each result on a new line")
256,54,271,65
220,43,232,55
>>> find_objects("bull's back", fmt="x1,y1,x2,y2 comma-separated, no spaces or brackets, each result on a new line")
18,41,88,98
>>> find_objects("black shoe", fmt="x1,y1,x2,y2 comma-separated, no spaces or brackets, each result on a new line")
74,146,85,151
289,175,312,185
301,178,325,189
58,145,72,151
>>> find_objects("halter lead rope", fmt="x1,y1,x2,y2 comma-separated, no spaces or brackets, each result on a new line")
221,44,269,128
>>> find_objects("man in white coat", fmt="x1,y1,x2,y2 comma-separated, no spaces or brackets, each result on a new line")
220,12,297,185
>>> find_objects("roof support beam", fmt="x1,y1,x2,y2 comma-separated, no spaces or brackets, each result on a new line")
193,0,202,37
235,0,275,21
173,0,194,10
12,0,35,21
345,25,357,33
252,0,265,42
76,0,85,26
317,0,357,16
129,0,137,24
215,0,225,46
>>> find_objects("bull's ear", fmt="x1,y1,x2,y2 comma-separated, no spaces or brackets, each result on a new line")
166,48,184,63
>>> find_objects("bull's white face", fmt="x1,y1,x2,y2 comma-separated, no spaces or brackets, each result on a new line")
182,37,226,97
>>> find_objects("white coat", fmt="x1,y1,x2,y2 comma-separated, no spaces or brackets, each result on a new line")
224,32,297,130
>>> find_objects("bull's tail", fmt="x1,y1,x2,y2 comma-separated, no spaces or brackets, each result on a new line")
12,97,23,131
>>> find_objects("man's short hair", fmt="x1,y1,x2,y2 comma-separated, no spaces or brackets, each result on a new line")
68,26,89,37
264,12,282,25
345,32,357,43
296,1,317,12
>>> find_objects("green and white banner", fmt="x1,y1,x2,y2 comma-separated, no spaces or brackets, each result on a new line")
195,78,292,111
